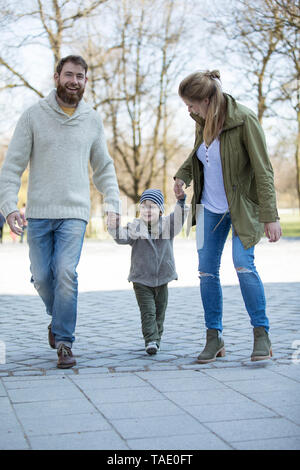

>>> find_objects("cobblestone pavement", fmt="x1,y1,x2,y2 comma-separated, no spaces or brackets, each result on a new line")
0,238,300,450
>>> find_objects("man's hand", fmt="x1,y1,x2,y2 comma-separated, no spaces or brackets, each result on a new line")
107,212,120,229
174,178,185,200
264,221,282,243
7,211,25,236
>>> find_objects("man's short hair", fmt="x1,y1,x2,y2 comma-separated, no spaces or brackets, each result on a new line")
56,55,88,75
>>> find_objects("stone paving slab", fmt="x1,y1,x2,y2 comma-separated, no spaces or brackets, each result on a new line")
1,368,299,451
0,282,299,375
0,239,300,451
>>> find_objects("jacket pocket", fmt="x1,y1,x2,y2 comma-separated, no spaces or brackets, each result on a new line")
231,193,263,243
244,193,259,207
160,259,176,281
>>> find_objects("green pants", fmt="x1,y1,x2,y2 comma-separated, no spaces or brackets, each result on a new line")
133,283,168,346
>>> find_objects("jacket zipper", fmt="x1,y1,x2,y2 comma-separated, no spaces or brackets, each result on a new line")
212,134,237,234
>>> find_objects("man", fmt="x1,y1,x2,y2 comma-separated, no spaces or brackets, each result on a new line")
0,55,121,368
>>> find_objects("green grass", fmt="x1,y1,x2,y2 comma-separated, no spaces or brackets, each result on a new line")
279,212,300,238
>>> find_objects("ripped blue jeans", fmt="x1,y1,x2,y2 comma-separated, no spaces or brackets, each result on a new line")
198,208,269,332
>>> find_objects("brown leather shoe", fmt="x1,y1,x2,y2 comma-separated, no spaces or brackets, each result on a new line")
48,323,56,349
57,344,76,369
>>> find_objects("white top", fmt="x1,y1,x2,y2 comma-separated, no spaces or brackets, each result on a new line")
196,138,229,214
0,89,121,221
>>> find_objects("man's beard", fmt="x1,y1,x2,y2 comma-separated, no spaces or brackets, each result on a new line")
56,81,85,106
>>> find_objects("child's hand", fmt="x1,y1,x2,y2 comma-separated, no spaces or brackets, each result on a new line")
107,212,120,229
175,187,185,200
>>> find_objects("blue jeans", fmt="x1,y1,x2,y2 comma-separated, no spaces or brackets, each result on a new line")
27,219,87,347
198,208,269,333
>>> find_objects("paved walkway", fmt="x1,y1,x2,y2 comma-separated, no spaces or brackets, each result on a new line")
0,238,300,451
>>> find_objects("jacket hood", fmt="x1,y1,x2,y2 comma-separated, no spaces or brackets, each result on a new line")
189,93,245,131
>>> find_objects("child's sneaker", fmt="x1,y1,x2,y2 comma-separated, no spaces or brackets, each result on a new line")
146,342,159,355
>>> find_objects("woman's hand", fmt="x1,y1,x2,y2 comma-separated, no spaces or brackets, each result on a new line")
174,178,185,199
264,221,282,242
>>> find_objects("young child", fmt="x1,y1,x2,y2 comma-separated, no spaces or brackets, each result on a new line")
108,188,188,355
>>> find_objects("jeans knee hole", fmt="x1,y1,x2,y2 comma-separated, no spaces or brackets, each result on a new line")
199,271,215,278
236,267,252,273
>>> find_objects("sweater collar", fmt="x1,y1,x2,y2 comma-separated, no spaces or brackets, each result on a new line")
43,89,91,118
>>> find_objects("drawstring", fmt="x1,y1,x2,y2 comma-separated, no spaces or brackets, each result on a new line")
212,185,237,232
212,210,230,232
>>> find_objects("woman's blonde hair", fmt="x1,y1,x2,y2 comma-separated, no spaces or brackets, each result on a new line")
178,70,226,146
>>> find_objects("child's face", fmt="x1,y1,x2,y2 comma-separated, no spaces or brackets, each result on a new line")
140,200,161,224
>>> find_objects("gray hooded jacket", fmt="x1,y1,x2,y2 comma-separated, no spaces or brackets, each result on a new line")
109,200,188,287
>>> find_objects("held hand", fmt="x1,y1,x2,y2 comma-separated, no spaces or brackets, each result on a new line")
174,178,185,199
107,212,120,229
175,189,185,200
264,221,282,243
7,211,24,236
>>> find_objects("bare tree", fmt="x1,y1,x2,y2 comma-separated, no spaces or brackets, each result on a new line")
241,0,300,208
205,0,299,208
82,0,193,204
206,0,284,122
0,0,204,216
271,136,298,208
266,0,300,209
0,0,109,97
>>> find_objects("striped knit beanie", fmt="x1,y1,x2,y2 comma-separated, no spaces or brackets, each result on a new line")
140,189,164,213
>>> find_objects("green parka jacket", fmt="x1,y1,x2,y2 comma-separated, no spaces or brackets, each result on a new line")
174,94,279,249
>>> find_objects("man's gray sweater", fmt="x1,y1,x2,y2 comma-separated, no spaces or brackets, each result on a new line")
0,89,120,221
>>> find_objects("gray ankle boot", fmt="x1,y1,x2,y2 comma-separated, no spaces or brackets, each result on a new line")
251,326,272,361
197,329,225,364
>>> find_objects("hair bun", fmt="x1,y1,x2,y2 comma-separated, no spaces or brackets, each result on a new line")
205,70,221,81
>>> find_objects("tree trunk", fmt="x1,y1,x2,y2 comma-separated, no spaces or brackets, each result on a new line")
296,106,300,210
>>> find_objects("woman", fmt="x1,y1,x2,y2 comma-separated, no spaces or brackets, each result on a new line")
174,70,281,363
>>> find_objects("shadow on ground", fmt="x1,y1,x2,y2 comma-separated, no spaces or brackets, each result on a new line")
0,283,299,375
